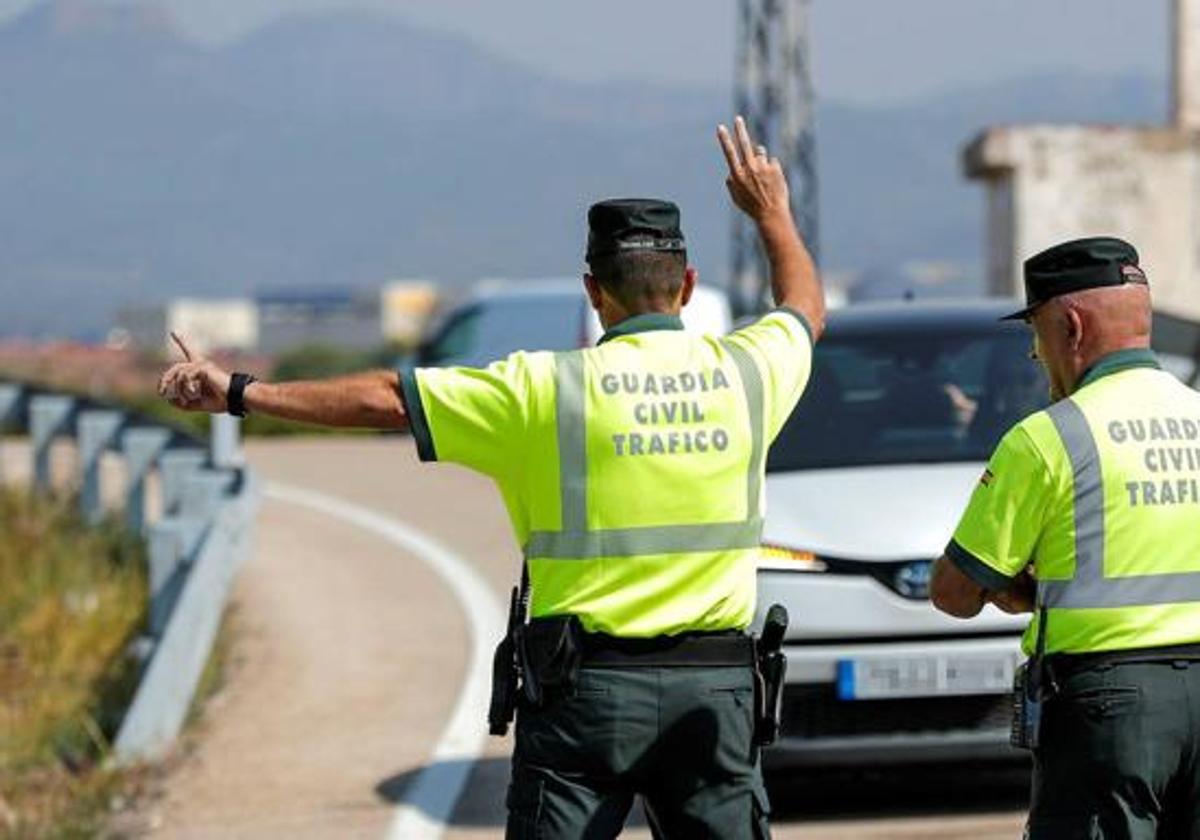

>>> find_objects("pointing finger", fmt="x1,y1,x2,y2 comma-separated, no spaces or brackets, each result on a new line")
171,331,195,362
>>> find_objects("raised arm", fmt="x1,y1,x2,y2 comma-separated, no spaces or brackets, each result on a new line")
717,116,825,339
158,333,409,430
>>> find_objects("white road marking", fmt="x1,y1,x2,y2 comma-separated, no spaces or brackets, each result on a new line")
264,482,507,840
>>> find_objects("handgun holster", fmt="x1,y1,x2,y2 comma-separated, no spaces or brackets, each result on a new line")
518,615,584,706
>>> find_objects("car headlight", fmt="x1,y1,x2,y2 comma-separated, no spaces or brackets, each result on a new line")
759,544,828,572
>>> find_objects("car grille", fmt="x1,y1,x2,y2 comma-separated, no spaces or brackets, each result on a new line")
782,685,1012,739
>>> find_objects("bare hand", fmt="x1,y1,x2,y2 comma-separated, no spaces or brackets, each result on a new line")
988,570,1036,615
157,332,232,414
716,115,792,225
943,383,979,429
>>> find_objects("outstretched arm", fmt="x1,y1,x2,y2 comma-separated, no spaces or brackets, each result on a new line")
158,333,409,431
717,116,826,339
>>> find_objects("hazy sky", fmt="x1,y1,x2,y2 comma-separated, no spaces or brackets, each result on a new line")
0,0,1171,104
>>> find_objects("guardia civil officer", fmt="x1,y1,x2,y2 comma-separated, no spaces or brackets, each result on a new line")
930,238,1200,839
159,116,826,839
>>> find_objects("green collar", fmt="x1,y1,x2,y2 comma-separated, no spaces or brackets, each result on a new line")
1076,348,1162,390
598,313,685,345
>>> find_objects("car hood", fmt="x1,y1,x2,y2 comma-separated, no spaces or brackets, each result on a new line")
762,462,984,560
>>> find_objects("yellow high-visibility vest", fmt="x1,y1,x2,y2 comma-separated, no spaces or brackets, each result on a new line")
949,349,1200,654
401,308,813,636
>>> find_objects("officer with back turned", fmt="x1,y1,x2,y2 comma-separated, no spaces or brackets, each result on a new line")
159,116,826,838
930,237,1200,839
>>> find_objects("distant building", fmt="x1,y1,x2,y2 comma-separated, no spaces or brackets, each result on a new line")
965,0,1200,322
118,299,258,355
255,288,381,354
380,280,438,345
118,283,441,355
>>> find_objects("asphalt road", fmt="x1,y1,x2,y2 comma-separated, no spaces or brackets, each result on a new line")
151,437,1028,839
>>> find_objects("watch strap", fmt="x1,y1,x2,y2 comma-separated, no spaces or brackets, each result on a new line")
227,372,257,418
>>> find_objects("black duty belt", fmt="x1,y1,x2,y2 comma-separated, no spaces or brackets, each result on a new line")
580,631,755,668
1047,642,1200,680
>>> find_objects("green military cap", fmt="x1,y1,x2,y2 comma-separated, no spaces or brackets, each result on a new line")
586,198,686,261
1002,236,1148,321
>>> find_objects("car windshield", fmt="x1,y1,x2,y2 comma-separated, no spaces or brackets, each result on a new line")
767,325,1049,471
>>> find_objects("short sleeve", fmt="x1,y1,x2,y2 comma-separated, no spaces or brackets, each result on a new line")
946,424,1053,590
725,307,814,441
399,352,534,478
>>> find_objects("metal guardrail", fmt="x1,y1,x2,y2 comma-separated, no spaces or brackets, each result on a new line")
0,380,260,762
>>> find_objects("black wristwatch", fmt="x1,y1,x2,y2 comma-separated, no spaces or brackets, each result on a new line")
227,372,257,418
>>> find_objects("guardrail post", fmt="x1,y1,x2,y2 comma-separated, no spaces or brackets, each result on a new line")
28,395,75,492
0,384,26,484
180,469,238,521
121,427,172,534
158,449,207,516
77,410,124,526
210,414,242,470
229,472,261,575
146,518,206,637
0,383,24,429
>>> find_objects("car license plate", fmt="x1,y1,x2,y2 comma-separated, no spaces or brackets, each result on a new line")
836,652,1019,700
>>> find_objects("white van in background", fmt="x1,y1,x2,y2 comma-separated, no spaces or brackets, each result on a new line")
414,278,733,369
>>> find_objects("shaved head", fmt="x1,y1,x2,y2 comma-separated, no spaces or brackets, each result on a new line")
1052,283,1151,346
1031,283,1153,399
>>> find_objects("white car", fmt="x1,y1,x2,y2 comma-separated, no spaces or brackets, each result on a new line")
755,299,1047,768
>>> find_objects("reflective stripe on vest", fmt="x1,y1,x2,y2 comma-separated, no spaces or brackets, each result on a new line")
1042,398,1200,608
522,343,766,560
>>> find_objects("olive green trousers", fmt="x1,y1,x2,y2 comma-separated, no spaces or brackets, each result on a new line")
1026,659,1200,839
505,664,771,839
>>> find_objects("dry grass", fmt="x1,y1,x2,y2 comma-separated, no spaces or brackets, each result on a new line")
0,488,147,838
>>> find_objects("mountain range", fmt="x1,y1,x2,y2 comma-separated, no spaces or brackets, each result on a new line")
0,1,1169,337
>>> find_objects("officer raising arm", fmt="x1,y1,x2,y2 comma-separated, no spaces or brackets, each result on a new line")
161,117,823,840
929,238,1200,839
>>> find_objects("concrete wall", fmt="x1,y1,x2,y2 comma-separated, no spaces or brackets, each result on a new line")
965,1,1200,323
1174,0,1200,129
965,125,1200,321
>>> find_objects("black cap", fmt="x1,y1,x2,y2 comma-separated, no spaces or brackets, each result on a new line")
586,198,686,262
1002,236,1148,321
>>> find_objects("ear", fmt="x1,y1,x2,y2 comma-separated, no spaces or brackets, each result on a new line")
1065,305,1085,352
680,267,698,307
